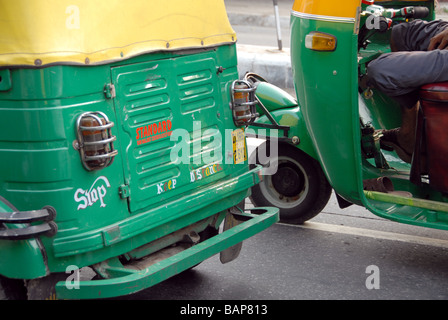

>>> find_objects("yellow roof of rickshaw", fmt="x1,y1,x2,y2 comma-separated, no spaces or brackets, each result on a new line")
0,0,237,67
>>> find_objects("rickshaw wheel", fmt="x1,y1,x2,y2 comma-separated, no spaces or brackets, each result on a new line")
26,273,68,300
250,144,331,224
0,275,27,300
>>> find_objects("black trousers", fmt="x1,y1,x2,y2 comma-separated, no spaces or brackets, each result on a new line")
367,19,448,108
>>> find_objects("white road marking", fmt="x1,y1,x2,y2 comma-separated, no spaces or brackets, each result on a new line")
281,221,448,249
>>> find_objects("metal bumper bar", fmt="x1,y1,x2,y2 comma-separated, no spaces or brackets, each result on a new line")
55,207,279,300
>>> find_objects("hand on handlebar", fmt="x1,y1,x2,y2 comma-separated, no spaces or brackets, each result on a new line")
428,28,448,50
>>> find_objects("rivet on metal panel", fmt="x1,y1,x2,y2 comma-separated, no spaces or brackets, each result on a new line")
72,140,80,150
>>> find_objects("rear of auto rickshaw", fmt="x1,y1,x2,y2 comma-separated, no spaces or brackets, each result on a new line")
0,0,278,299
248,0,448,230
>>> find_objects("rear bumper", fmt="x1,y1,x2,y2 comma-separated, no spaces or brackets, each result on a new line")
55,207,278,300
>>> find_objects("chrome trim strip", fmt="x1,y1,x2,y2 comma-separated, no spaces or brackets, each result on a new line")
291,10,356,23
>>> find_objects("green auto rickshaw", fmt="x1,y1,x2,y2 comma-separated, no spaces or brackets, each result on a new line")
249,0,448,231
0,0,279,299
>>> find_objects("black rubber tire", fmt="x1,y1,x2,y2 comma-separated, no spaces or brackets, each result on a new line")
250,143,332,224
0,276,27,300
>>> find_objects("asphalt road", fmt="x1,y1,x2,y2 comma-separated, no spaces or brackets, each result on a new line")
117,194,448,302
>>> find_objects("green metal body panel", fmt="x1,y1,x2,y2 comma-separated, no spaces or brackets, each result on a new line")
255,82,298,113
0,237,48,279
290,0,448,230
0,44,279,289
291,16,361,203
249,81,318,159
254,107,318,160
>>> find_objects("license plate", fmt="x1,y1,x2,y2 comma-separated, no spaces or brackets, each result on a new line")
232,128,247,165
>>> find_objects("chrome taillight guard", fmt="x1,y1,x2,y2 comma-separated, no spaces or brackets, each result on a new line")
75,111,118,171
230,80,259,126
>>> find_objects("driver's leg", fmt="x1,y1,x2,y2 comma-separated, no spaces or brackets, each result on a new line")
368,49,448,100
367,20,448,163
390,19,448,52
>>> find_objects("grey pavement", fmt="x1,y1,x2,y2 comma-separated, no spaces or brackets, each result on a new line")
227,0,448,89
225,0,292,29
225,0,294,88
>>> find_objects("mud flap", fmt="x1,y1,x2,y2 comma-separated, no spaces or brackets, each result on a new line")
219,211,244,264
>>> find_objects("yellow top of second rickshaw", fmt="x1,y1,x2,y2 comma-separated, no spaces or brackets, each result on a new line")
0,0,237,67
292,0,432,20
292,0,360,19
